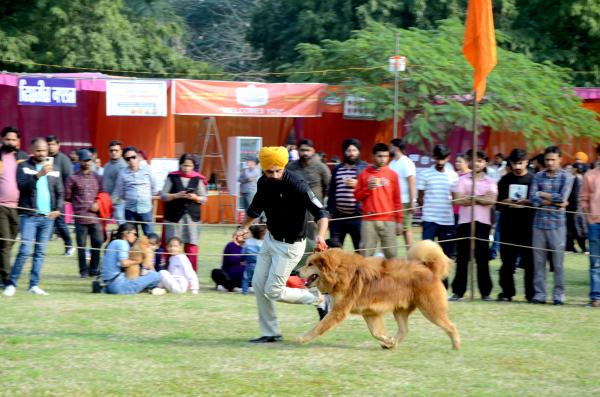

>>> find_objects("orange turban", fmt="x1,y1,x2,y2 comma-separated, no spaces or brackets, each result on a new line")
575,151,589,163
258,146,289,170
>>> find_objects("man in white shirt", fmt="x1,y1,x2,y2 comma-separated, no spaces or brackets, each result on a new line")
389,138,416,249
417,144,459,286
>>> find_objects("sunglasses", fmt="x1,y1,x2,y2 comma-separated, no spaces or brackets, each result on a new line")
124,156,137,161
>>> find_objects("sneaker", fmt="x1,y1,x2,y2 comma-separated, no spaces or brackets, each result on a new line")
496,293,512,302
150,287,166,295
248,286,254,293
28,286,48,295
448,294,462,302
216,285,227,292
249,335,283,343
553,299,564,306
586,301,600,308
3,285,16,296
530,298,546,304
80,273,89,279
65,247,75,257
482,296,493,302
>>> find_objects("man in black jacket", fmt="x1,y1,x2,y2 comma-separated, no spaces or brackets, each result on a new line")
46,135,74,256
237,146,329,343
3,138,64,296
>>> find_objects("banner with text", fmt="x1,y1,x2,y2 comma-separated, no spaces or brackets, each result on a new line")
18,78,77,107
106,80,167,117
174,80,326,117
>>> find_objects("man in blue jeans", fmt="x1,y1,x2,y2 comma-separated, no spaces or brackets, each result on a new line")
581,144,600,308
417,144,459,263
4,138,64,296
115,146,156,236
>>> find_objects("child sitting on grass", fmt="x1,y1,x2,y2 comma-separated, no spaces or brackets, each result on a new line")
147,233,165,272
241,225,266,294
158,237,199,294
211,231,245,292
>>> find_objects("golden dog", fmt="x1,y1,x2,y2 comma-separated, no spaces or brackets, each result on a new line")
124,236,155,279
297,240,461,350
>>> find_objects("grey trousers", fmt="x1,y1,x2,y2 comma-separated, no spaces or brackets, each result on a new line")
361,220,397,258
532,226,566,302
252,232,318,337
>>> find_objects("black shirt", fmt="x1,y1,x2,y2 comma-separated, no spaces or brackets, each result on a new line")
497,171,534,227
247,171,328,242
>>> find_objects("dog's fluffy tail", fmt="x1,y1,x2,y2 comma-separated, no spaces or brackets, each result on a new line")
407,240,451,279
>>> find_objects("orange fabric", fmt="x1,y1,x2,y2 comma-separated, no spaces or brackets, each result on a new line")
463,0,497,102
92,88,176,163
96,192,113,241
286,275,306,289
300,112,400,164
201,195,236,224
174,80,325,117
174,115,293,178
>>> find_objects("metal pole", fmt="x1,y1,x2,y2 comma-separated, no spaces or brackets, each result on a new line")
392,32,400,140
469,91,478,300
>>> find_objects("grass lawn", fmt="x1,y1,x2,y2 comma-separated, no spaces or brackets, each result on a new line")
1,226,599,397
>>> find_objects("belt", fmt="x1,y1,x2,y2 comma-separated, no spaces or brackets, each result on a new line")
271,235,305,244
103,272,123,284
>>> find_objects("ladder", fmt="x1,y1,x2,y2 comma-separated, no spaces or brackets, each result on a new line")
194,117,234,223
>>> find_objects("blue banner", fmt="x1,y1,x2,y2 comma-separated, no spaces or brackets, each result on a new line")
18,78,77,107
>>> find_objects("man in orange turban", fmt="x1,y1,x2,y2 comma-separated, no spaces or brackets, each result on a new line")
575,151,589,164
237,146,329,343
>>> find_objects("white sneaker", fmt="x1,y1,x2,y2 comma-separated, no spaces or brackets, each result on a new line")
150,287,166,295
65,247,75,257
28,286,48,295
216,285,227,292
3,285,16,296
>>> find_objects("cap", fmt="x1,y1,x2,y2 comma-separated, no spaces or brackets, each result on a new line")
77,149,92,161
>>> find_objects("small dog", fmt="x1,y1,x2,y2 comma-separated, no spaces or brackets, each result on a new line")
296,240,461,350
125,236,155,279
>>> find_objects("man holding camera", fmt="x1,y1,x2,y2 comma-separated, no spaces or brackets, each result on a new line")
4,138,64,296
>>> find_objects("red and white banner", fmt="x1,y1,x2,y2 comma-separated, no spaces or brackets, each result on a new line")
174,80,326,117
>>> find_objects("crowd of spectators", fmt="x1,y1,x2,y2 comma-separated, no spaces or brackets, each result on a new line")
0,124,598,308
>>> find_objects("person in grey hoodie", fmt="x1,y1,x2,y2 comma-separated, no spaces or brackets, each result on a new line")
102,140,127,224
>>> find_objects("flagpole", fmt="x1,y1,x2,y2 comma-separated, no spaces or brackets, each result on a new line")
392,32,400,140
469,91,478,300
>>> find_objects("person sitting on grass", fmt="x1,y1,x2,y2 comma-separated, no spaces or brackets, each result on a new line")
241,225,267,295
147,233,166,271
101,222,163,295
158,237,199,294
211,231,246,292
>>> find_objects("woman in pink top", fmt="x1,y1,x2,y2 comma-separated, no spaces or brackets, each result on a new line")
449,151,497,301
453,153,471,224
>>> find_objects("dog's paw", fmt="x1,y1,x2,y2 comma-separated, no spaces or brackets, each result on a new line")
295,334,312,344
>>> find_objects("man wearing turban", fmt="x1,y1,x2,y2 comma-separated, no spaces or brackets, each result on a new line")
237,146,329,343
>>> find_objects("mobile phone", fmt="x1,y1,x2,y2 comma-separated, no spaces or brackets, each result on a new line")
44,157,54,166
185,188,194,193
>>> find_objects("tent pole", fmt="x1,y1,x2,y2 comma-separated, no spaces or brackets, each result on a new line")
469,91,478,300
392,32,400,140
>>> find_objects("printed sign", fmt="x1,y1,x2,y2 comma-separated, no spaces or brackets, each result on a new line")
174,80,325,117
106,80,167,117
18,78,76,107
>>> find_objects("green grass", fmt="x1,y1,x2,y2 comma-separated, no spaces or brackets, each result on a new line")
1,226,599,397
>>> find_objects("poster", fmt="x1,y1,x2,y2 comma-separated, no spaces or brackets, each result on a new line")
106,80,167,117
174,80,325,117
18,78,76,107
149,158,179,192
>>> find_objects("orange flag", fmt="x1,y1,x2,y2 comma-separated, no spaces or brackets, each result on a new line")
463,0,497,102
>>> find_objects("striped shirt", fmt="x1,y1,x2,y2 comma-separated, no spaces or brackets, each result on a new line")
417,166,459,225
529,168,574,230
333,165,358,215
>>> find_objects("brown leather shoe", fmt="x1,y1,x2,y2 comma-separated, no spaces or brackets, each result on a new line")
591,300,600,308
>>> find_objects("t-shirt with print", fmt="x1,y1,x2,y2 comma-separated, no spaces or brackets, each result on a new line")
417,166,459,226
389,155,416,203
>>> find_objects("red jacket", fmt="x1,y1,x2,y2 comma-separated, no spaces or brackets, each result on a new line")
354,165,402,223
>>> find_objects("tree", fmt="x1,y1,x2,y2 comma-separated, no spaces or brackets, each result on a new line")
171,0,265,79
0,0,218,78
287,19,600,148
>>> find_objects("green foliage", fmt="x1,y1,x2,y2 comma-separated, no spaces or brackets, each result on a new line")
288,19,600,148
0,0,218,78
